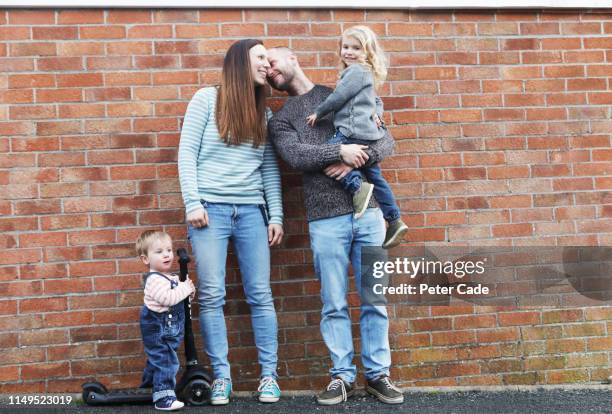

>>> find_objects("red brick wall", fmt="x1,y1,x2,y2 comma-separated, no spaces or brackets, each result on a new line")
1,8,611,393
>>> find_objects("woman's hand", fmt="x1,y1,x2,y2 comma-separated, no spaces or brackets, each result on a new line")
324,162,353,180
268,223,284,247
306,113,318,127
340,144,369,168
186,208,209,228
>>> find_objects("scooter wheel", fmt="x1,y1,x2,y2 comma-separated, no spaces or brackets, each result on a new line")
182,378,210,406
81,382,108,405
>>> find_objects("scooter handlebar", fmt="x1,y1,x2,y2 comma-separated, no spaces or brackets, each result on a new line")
177,248,190,282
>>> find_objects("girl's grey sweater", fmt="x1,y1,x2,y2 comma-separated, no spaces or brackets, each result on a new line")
314,63,385,141
268,85,395,222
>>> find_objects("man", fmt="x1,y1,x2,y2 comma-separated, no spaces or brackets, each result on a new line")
266,47,404,406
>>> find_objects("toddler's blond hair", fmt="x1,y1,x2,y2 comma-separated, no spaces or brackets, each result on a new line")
135,230,172,257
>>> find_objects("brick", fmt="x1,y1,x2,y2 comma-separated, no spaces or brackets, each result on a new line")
198,9,241,22
128,24,173,39
563,323,606,337
499,311,541,326
80,25,126,39
175,25,219,38
455,314,497,329
8,10,55,24
33,27,77,40
9,42,56,57
47,342,95,360
20,297,67,313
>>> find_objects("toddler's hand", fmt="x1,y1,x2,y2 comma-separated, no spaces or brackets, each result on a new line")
186,278,195,293
306,113,317,127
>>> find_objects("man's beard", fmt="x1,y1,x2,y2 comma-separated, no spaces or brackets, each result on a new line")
268,72,293,91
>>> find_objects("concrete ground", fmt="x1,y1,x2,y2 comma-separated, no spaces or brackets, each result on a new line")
0,386,610,413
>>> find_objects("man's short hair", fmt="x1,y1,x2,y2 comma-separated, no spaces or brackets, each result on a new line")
135,230,171,256
268,46,293,56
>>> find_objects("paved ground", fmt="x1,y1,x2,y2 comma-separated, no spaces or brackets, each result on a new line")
0,388,611,413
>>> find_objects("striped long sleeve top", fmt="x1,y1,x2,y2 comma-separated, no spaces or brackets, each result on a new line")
143,273,192,313
178,87,283,225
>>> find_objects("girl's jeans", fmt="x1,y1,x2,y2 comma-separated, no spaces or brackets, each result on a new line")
328,130,401,223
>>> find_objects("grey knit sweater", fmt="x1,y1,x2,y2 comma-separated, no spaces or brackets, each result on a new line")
314,63,385,141
268,85,395,222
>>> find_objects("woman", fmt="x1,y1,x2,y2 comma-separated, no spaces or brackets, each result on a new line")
178,39,284,405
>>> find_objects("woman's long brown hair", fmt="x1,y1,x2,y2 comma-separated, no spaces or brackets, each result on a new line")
216,39,267,147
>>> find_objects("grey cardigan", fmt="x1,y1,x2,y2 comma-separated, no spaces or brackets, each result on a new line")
314,63,384,141
269,85,395,222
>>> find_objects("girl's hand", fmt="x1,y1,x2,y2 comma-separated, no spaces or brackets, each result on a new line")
268,223,284,247
187,208,208,228
306,114,318,127
374,114,383,128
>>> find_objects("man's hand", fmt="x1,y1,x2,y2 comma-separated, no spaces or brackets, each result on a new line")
324,162,354,180
340,144,369,168
306,113,318,127
186,208,209,228
268,223,284,247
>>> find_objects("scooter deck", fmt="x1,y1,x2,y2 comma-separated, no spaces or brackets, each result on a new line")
83,384,153,406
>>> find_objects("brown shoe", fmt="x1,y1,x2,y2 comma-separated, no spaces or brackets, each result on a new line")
316,377,354,405
366,375,404,404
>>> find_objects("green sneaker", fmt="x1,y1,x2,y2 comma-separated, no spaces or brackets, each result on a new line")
353,182,374,219
258,376,280,403
210,378,231,405
383,219,408,249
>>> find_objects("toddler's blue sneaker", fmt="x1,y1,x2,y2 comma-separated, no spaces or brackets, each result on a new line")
154,396,184,411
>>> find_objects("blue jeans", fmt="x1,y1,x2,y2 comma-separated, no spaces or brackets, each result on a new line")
188,202,278,380
140,301,185,402
328,131,401,223
308,208,391,383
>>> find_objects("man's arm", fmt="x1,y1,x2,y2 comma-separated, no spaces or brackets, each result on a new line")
364,127,395,166
268,115,342,172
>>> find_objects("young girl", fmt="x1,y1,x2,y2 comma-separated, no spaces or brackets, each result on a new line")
306,25,408,249
136,230,195,411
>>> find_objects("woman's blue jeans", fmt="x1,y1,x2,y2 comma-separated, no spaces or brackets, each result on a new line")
188,202,278,380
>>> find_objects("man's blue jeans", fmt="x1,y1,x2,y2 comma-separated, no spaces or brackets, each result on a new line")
188,202,278,380
308,208,391,383
328,131,401,223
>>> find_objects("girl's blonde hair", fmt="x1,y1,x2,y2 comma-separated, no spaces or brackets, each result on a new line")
341,25,388,89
